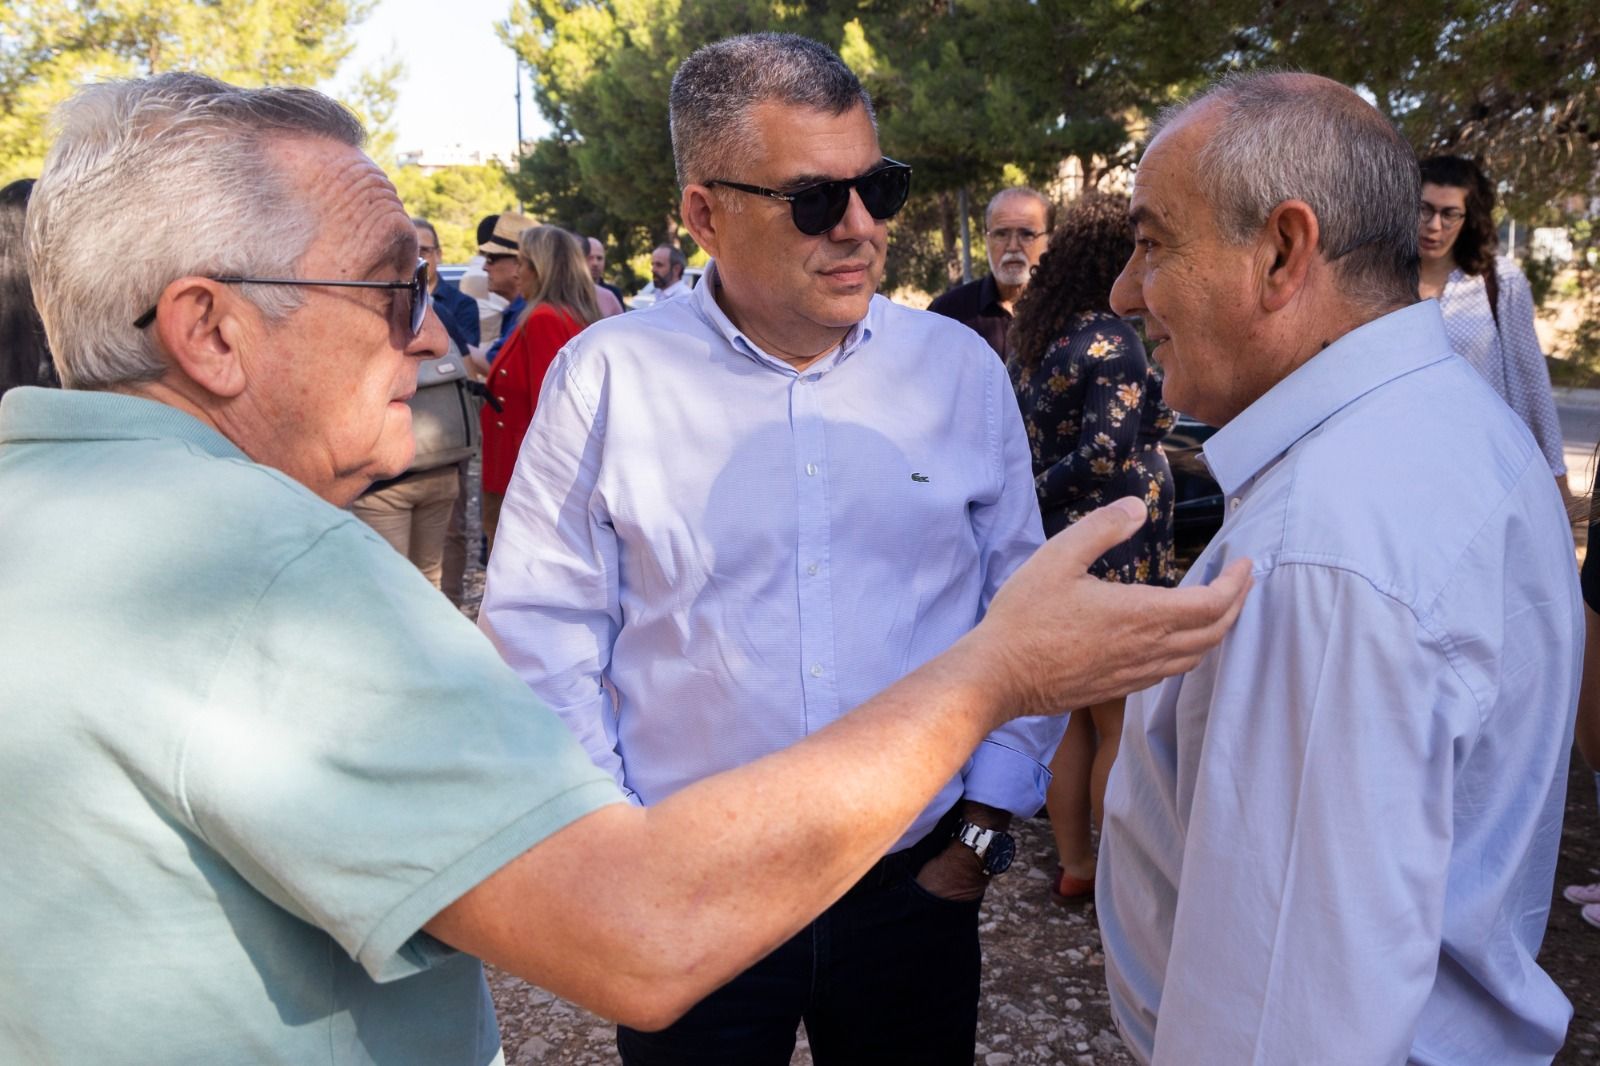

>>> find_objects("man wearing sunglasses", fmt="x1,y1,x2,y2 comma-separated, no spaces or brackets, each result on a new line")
0,71,1254,1066
481,33,1071,1065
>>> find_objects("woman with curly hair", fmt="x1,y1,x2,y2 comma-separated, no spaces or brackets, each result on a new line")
1418,156,1567,498
479,225,602,547
1007,190,1175,904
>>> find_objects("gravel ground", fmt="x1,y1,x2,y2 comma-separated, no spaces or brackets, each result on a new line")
485,769,1600,1066
486,814,1132,1066
460,472,1600,1065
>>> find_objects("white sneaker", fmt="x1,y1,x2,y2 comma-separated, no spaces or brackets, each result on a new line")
1563,882,1600,906
1583,903,1600,930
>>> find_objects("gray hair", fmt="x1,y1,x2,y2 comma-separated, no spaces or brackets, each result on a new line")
985,187,1052,230
26,73,364,389
1153,71,1419,309
669,33,875,191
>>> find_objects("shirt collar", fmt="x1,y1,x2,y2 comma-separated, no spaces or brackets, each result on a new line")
1201,300,1455,496
690,259,877,375
978,273,1008,317
0,386,249,461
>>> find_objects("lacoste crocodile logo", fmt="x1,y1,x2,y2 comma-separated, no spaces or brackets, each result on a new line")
911,473,930,483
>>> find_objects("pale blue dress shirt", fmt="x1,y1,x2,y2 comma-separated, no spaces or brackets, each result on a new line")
1098,302,1582,1065
479,263,1062,849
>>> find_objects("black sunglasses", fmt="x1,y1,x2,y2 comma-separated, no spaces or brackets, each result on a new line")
705,159,913,236
133,259,432,343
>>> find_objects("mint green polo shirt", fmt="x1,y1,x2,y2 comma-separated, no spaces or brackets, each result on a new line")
0,388,623,1065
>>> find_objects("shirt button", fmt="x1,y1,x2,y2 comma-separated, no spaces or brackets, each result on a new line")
1229,497,1242,512
806,463,818,477
807,563,819,576
498,369,507,376
810,663,824,678
495,421,504,428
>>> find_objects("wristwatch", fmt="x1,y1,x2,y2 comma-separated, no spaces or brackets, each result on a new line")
952,820,1016,876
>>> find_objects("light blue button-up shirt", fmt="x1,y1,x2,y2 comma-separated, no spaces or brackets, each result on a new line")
1098,301,1582,1065
479,264,1061,849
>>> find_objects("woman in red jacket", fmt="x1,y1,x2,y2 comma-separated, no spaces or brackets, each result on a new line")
480,225,601,546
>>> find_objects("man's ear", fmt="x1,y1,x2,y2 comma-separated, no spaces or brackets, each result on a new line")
680,184,723,260
150,278,252,399
1258,199,1320,314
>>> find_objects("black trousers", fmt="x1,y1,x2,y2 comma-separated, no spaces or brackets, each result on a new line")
617,812,981,1066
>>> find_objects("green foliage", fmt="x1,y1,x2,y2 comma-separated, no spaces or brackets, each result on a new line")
497,0,1597,314
510,135,646,266
391,162,520,263
344,53,405,171
1524,254,1560,312
0,0,385,183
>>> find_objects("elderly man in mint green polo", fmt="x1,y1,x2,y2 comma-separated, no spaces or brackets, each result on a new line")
0,72,1249,1064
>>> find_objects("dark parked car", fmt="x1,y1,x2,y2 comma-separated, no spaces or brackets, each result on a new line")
1165,414,1225,558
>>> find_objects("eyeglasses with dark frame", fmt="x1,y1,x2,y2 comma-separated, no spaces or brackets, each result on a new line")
1418,203,1466,227
133,259,433,343
985,227,1046,247
704,159,913,236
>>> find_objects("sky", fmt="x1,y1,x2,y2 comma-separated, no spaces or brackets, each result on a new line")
332,0,550,162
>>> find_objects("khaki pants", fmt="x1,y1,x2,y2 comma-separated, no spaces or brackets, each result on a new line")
440,460,472,606
351,466,460,589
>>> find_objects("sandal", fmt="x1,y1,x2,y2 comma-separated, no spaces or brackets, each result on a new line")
1049,865,1095,906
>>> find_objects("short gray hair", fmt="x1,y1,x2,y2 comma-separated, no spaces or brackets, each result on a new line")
1153,72,1419,309
26,73,364,389
985,187,1052,230
669,33,875,190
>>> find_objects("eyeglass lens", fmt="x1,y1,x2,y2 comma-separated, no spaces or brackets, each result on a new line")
792,166,912,235
408,260,430,339
1420,204,1464,224
987,228,1042,245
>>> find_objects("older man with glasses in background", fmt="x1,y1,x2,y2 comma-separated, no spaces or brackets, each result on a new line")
929,186,1052,360
480,32,1075,1066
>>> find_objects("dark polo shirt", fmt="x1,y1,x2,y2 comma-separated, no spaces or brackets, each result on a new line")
927,274,1013,361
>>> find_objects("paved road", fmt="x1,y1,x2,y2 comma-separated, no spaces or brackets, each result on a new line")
1558,387,1600,497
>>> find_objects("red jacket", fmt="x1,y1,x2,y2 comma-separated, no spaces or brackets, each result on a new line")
480,304,585,494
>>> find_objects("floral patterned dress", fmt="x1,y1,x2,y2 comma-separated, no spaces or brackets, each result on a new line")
1008,309,1176,585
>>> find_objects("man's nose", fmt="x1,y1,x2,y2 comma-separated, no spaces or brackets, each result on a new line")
828,187,877,241
1109,255,1142,318
408,306,448,360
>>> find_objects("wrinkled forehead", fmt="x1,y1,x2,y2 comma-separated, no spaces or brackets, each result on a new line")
265,135,415,277
1130,110,1216,233
988,194,1047,227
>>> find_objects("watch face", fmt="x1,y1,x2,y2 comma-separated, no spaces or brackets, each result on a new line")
985,832,1016,875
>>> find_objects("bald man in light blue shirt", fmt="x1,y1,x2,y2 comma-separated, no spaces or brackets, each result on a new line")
1098,73,1581,1064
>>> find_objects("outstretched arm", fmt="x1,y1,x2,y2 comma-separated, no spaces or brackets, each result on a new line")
430,499,1252,1030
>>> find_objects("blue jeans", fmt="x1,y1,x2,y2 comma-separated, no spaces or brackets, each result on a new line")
617,814,981,1066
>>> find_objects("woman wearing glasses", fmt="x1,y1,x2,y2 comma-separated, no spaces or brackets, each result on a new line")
480,226,601,547
1418,155,1568,500
1007,192,1176,905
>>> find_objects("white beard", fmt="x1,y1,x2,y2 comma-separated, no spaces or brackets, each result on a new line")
992,257,1031,287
